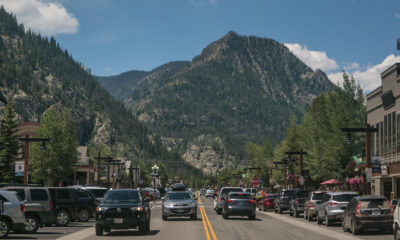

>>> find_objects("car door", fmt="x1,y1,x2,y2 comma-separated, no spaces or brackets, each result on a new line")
318,194,330,218
344,199,354,228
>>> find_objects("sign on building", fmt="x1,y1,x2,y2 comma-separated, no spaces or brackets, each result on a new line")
381,165,389,176
365,168,372,182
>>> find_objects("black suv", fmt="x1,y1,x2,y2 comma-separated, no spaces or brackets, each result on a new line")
47,187,96,226
3,187,53,233
274,189,296,214
95,189,151,236
289,189,309,217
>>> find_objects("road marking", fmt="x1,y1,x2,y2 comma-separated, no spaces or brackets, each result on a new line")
258,210,361,240
200,205,212,240
202,206,218,240
56,226,94,240
199,197,218,240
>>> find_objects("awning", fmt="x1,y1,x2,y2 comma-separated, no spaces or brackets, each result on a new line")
320,179,342,185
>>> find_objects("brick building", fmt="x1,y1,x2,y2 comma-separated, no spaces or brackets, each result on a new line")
367,63,400,199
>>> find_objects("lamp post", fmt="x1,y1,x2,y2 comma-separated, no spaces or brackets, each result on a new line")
19,136,50,184
94,155,113,186
151,165,159,199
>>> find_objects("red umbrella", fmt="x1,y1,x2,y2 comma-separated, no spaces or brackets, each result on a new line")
320,179,342,185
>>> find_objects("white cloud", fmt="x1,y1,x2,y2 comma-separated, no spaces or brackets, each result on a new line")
328,54,400,92
396,13,400,19
343,62,360,70
0,0,79,35
284,43,339,72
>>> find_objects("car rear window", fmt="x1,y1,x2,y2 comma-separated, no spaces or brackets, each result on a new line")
221,188,242,195
312,193,325,200
360,199,389,209
295,191,308,198
78,191,91,198
333,194,357,202
8,189,25,201
30,189,48,201
230,193,251,199
0,193,8,202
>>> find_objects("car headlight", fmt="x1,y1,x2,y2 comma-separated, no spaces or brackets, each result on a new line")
96,207,108,212
131,207,143,211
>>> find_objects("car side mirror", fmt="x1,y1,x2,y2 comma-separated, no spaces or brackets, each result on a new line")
316,200,321,204
392,199,398,206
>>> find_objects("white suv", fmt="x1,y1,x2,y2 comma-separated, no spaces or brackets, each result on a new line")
205,189,214,198
0,190,26,238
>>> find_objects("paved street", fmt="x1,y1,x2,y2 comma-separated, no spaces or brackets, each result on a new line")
9,196,391,240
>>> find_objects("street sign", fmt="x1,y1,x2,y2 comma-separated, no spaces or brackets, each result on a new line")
365,168,372,182
251,177,259,186
15,161,24,177
299,176,304,185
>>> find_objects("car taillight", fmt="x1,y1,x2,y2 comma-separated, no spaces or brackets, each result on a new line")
218,196,221,203
249,200,254,203
308,202,314,208
49,201,53,211
327,201,338,207
21,204,25,212
227,199,232,203
355,201,361,216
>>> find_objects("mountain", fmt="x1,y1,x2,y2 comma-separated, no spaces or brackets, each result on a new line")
100,31,335,174
0,7,202,179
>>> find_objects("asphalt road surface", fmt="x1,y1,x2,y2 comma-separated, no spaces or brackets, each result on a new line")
18,196,388,240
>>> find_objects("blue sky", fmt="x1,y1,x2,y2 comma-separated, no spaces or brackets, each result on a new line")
1,0,400,91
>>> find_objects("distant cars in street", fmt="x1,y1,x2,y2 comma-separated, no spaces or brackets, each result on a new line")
215,187,243,215
206,189,214,198
274,189,296,214
258,194,276,211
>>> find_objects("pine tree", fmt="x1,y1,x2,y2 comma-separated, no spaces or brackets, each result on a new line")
0,99,20,182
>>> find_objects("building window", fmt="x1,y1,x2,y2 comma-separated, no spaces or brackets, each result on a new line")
376,123,380,156
384,115,388,152
393,112,396,148
389,113,392,150
381,121,384,154
397,114,400,150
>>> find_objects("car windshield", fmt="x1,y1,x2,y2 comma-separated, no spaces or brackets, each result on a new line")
295,191,308,198
312,193,325,200
166,192,192,200
103,191,140,204
360,199,390,209
88,189,107,198
230,193,251,199
333,194,357,202
266,195,276,199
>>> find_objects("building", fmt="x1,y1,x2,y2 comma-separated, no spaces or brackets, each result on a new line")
367,63,400,199
72,146,94,186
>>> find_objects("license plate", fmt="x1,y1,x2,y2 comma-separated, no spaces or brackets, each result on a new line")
372,211,380,216
114,218,123,223
177,209,185,213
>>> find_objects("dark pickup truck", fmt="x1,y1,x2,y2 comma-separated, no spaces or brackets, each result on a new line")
274,189,296,214
289,190,309,217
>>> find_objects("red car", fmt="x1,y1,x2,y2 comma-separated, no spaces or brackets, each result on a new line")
258,194,277,211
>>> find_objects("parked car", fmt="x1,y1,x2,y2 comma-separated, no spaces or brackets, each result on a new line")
215,187,243,215
3,187,53,233
274,189,296,214
162,191,197,220
47,187,96,226
315,192,357,226
258,194,277,211
304,191,329,221
289,189,309,217
222,192,256,220
78,186,108,204
342,196,393,235
95,189,151,236
206,189,214,198
0,190,25,238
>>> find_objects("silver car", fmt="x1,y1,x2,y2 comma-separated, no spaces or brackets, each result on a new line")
162,191,197,220
315,192,357,226
0,190,26,238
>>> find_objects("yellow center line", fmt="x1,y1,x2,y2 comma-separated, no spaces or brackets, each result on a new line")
200,204,211,240
202,206,218,240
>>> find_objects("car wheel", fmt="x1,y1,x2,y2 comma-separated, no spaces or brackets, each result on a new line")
308,212,313,222
325,214,330,226
351,220,359,235
162,215,167,221
56,210,70,227
0,218,10,239
138,221,147,235
249,214,256,220
24,215,39,233
316,212,322,225
294,208,299,218
78,208,90,222
95,223,103,236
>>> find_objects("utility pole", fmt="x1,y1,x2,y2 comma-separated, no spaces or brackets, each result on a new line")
286,150,308,188
341,125,378,195
274,158,291,190
19,136,50,184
